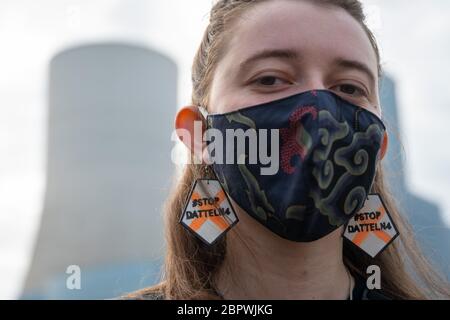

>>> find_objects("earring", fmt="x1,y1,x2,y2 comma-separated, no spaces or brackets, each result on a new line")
179,165,239,246
343,193,399,258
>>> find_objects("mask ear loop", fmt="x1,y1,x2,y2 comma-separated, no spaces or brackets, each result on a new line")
198,105,210,163
198,106,209,121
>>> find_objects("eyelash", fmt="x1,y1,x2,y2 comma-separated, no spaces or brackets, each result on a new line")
251,75,292,87
251,75,369,97
333,83,369,98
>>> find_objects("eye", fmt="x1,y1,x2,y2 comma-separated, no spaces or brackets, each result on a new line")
253,75,291,86
332,84,368,98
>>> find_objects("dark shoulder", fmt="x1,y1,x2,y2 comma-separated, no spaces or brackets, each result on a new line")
353,275,392,300
361,288,392,300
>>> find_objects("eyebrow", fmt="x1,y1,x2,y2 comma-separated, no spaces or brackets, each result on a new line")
333,58,377,87
238,49,300,74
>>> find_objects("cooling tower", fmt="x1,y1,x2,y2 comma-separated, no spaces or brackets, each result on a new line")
22,43,177,298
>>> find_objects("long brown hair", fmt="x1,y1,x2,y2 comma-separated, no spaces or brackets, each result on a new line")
131,0,450,299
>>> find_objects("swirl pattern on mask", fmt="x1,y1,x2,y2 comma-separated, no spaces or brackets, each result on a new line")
309,111,384,225
333,124,382,175
344,186,367,215
312,110,349,190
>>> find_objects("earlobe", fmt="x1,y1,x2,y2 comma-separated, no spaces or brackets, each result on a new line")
380,131,389,160
175,106,205,157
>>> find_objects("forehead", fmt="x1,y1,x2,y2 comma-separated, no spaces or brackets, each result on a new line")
224,0,378,75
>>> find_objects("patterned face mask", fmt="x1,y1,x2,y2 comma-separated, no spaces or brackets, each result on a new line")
204,89,386,242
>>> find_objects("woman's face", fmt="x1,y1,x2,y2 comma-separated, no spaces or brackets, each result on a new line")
209,0,381,118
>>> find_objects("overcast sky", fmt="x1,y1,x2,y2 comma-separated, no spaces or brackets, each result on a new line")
0,0,449,299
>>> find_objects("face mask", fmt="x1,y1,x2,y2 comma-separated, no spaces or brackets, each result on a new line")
204,89,386,242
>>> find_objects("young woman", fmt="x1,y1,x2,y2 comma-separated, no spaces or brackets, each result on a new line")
126,0,450,300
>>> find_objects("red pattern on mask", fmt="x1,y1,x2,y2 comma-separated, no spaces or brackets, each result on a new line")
280,106,318,174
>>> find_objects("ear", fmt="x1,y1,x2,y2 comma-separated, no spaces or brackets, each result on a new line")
379,131,389,160
175,106,206,162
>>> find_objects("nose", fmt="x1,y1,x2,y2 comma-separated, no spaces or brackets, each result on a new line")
295,73,327,92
